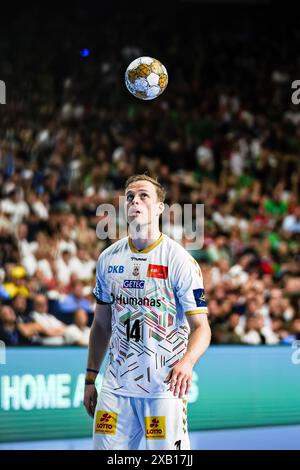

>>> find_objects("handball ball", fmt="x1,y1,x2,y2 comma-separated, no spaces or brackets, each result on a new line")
125,56,168,100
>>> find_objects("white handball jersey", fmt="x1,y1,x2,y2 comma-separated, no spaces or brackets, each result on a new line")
93,233,208,398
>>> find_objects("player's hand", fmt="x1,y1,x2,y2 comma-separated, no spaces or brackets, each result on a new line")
164,358,193,398
84,384,98,418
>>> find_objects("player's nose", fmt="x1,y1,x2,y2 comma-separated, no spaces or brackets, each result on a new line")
131,196,140,205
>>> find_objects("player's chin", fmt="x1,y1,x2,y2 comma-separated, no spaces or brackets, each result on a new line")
129,217,148,228
127,216,138,226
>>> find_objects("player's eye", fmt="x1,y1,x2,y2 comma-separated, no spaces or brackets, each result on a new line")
141,193,149,198
126,194,134,201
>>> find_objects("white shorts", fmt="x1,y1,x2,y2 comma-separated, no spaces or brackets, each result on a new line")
93,389,191,450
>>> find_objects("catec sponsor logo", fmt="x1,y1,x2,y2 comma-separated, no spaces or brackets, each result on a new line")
123,279,145,289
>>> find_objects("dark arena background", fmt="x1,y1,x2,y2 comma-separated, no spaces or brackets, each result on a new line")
0,0,300,450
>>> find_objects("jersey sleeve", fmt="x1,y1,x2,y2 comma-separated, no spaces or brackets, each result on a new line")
173,251,208,315
93,254,112,304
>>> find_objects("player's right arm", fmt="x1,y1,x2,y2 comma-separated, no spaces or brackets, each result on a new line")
83,302,112,418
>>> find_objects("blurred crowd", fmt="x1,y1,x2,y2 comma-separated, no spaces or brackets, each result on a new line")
0,5,300,346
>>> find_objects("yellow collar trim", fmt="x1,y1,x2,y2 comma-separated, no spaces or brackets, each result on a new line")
128,233,164,254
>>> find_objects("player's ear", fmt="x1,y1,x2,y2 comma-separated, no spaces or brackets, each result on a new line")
157,201,165,216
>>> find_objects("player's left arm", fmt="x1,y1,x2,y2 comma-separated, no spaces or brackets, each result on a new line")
164,313,211,398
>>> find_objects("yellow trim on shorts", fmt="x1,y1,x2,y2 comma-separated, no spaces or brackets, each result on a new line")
185,308,208,315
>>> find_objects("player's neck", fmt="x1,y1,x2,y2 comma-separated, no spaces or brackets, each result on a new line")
128,226,162,252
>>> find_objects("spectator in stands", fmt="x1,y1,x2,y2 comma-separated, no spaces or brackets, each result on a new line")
207,235,231,263
241,314,279,345
12,295,44,345
69,247,96,281
291,318,300,341
282,206,300,233
58,280,93,314
2,266,30,299
16,223,37,276
12,294,28,318
213,313,243,344
0,305,28,346
30,294,67,346
56,249,73,285
210,259,231,287
64,309,91,346
0,185,30,227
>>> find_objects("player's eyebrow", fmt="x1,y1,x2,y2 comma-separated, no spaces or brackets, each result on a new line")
125,189,151,195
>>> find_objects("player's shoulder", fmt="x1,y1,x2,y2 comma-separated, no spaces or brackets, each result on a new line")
162,234,201,276
162,234,194,260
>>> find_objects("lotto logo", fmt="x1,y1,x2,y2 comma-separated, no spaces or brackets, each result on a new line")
145,416,166,440
95,410,118,435
108,265,124,273
101,413,111,422
150,418,159,427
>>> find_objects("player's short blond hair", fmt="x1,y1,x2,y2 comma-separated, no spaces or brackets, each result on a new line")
125,174,166,202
